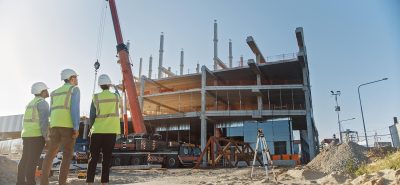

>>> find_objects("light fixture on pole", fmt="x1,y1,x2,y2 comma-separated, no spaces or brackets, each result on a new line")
358,78,388,147
331,90,342,142
340,117,356,124
339,117,356,135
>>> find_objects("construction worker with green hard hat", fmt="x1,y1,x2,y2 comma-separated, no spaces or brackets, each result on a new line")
17,82,50,185
41,69,80,185
86,74,121,185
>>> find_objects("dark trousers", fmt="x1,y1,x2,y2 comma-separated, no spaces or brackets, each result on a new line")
86,134,116,183
17,136,45,185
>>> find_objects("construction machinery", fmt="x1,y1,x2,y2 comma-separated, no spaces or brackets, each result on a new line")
74,0,200,168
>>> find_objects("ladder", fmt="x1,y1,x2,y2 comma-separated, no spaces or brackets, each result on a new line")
251,128,277,181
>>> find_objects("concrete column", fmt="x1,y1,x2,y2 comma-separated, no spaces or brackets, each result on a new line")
139,58,143,79
256,74,261,85
180,49,184,75
196,63,200,73
229,39,233,68
302,66,315,159
213,20,218,70
201,66,208,165
148,55,153,79
139,76,145,111
257,74,262,114
158,33,164,79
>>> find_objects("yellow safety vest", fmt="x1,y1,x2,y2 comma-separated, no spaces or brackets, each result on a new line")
21,97,45,137
50,83,75,128
91,90,121,134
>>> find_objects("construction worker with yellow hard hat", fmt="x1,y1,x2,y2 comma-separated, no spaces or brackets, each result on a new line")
86,74,121,185
17,82,50,185
41,69,81,185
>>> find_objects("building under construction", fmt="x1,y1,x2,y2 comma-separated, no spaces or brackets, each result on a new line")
0,22,319,163
134,22,319,163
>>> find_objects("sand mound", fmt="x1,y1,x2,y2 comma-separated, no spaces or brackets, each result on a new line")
351,169,400,185
307,142,368,173
286,168,326,180
0,156,18,185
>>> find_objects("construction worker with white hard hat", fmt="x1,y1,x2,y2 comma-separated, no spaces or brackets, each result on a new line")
41,69,81,185
86,74,121,185
16,82,50,185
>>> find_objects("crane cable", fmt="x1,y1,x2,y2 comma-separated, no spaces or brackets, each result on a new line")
92,1,108,95
96,1,108,60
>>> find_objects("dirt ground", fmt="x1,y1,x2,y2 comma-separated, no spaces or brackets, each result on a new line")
2,155,400,185
48,167,399,185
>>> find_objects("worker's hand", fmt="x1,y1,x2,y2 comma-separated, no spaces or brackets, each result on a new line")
72,130,79,139
43,137,49,150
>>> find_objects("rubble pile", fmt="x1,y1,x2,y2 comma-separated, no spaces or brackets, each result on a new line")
307,142,368,173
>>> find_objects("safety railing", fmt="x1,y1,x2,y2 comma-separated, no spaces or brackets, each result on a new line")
266,52,298,62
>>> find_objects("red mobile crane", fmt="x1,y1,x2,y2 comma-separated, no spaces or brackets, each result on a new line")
108,0,146,134
101,0,200,167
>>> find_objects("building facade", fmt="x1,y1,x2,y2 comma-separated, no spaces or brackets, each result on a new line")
137,27,319,163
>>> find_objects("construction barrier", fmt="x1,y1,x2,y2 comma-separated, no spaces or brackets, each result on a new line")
281,154,290,160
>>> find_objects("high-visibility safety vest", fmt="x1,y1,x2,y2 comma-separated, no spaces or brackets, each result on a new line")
91,90,121,134
50,83,76,128
21,97,45,137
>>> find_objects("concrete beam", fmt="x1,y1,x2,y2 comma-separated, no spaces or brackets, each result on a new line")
143,88,201,98
206,110,306,117
246,36,266,63
203,66,216,78
142,110,306,120
247,59,261,75
206,84,304,91
143,97,182,113
160,66,176,77
215,57,228,69
295,27,305,51
203,65,227,85
142,76,173,91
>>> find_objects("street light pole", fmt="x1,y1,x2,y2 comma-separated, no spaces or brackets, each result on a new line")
331,90,342,142
358,78,388,148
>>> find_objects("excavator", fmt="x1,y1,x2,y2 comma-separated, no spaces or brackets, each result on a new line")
75,0,200,168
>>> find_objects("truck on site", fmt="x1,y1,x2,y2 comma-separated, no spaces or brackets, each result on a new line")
75,126,201,168
74,0,200,168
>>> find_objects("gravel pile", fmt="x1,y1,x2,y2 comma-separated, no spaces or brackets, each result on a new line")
306,142,368,173
0,156,18,185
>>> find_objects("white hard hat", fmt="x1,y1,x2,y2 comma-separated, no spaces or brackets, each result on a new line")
31,82,49,95
98,74,112,86
61,69,78,80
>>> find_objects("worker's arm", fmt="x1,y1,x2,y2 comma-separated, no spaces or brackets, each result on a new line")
114,86,120,95
70,87,80,131
37,100,50,140
89,101,96,127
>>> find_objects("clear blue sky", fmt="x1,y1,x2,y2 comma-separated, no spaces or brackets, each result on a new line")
0,0,399,144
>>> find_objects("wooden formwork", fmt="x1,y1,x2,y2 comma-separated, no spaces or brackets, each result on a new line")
194,136,262,168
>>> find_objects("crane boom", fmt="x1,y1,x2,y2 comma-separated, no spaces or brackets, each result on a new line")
108,0,147,134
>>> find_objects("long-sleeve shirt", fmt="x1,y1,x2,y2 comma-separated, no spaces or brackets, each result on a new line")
71,87,80,131
37,100,50,138
89,101,96,126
